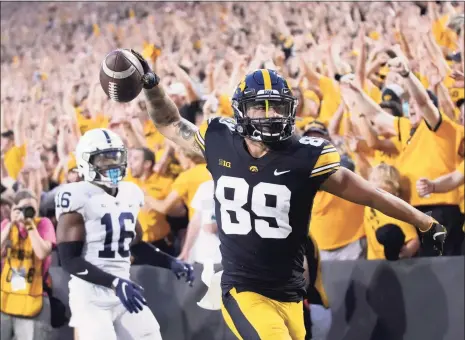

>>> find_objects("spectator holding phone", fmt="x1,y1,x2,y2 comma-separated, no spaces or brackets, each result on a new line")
0,189,56,340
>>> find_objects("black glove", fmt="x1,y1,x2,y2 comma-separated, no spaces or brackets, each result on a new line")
420,220,447,255
170,259,195,286
129,49,160,89
112,277,147,313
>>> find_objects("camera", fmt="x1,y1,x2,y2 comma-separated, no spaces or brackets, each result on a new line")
19,206,36,219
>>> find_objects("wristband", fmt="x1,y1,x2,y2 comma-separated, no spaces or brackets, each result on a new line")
420,217,439,233
142,73,160,89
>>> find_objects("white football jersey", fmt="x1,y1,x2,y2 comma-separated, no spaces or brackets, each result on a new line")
189,180,221,265
55,181,144,280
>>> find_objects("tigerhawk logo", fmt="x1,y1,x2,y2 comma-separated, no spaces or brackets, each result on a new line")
249,166,259,172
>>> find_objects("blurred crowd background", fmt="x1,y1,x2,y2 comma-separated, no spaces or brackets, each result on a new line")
1,1,464,268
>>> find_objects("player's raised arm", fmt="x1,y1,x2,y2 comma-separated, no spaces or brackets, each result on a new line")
129,50,205,159
320,167,447,253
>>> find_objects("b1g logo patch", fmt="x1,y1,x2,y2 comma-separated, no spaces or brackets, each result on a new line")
219,159,231,168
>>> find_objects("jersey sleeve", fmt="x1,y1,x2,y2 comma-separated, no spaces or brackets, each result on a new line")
126,182,145,208
194,119,211,155
310,141,341,179
194,117,235,156
55,183,86,220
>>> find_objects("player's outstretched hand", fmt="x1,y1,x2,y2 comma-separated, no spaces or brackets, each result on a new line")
112,278,147,313
129,49,160,89
420,219,447,255
170,259,195,286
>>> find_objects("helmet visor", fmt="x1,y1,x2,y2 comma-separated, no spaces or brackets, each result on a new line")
245,100,290,119
88,149,127,170
87,149,127,185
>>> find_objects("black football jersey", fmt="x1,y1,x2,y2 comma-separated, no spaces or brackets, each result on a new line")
195,117,341,302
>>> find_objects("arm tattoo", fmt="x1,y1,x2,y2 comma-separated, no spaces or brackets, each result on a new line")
173,120,195,140
143,86,180,127
173,120,203,155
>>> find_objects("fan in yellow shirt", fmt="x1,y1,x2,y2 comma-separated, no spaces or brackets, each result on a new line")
295,89,321,132
217,94,234,118
126,147,175,254
1,130,26,180
143,148,212,221
358,85,404,168
300,61,342,129
393,104,463,206
142,42,162,65
143,119,165,151
75,106,109,135
365,164,420,260
305,124,366,260
432,14,459,53
55,153,78,184
339,52,462,256
416,159,464,204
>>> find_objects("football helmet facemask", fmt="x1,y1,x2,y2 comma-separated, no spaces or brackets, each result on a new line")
75,128,127,188
232,69,298,143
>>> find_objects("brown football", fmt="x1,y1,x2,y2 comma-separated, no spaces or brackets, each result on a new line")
99,49,144,103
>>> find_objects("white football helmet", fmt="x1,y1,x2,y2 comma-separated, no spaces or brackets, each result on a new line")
75,128,127,188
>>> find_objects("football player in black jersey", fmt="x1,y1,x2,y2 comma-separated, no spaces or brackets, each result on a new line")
128,50,447,340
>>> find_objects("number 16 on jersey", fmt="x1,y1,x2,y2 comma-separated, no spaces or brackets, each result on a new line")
99,212,135,259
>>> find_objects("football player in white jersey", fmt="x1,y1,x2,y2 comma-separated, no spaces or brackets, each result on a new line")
55,128,194,340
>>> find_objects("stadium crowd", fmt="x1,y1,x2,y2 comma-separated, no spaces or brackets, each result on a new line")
0,1,464,339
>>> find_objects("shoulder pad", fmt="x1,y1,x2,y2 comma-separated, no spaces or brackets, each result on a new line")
297,136,328,150
195,117,237,155
306,138,341,178
119,181,144,208
216,117,236,133
55,182,90,220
